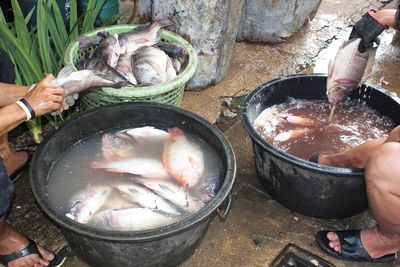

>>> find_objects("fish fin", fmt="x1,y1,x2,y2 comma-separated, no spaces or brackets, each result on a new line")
359,47,377,87
57,64,76,79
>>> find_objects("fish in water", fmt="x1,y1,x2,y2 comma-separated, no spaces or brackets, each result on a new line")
90,158,170,179
115,53,137,85
89,207,177,231
116,126,169,143
113,182,180,215
273,128,314,143
66,185,112,224
133,46,176,85
326,38,377,106
132,177,203,212
93,33,122,68
118,18,173,55
156,42,187,58
101,133,137,161
200,174,222,203
163,128,204,188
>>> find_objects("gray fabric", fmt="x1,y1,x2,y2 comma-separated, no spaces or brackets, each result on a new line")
0,157,14,216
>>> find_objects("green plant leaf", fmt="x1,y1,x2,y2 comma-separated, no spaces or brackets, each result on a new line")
37,0,53,74
10,0,31,51
49,0,68,41
69,0,78,41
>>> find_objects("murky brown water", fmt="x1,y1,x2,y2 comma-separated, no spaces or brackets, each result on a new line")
254,98,396,160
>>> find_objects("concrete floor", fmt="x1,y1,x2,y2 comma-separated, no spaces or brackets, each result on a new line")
6,0,400,266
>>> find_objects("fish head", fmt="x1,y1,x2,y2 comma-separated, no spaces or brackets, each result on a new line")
101,133,136,160
326,83,356,106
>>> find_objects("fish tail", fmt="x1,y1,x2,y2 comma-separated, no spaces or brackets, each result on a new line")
57,64,76,79
153,17,173,28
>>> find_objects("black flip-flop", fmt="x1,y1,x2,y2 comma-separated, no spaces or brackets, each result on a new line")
316,230,397,263
0,237,67,267
10,151,33,182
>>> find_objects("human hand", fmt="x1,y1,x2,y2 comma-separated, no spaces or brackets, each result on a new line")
349,11,387,53
23,74,65,117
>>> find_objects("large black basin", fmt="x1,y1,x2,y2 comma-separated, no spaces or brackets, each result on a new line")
241,74,400,219
30,102,236,267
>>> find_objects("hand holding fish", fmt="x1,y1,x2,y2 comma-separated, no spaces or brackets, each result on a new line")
24,74,65,116
349,10,387,53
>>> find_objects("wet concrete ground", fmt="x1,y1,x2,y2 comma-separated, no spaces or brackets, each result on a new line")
5,0,400,266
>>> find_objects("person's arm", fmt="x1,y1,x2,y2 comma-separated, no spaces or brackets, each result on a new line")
0,83,30,107
0,75,64,136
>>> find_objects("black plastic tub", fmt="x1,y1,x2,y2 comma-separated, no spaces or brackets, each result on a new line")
241,74,400,219
30,102,236,267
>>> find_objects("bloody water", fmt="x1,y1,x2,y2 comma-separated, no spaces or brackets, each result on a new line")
46,127,223,231
254,98,396,160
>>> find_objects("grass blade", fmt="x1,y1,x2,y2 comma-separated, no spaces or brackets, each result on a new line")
69,0,78,41
10,0,31,50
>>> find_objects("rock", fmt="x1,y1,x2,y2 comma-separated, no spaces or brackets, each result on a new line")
136,0,245,90
237,0,322,43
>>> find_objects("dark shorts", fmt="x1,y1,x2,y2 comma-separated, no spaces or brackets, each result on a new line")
0,48,15,84
0,157,14,217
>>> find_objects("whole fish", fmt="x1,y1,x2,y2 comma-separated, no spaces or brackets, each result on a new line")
90,158,170,179
156,42,187,58
133,46,173,85
50,63,132,115
113,182,180,215
66,185,112,224
326,38,377,106
101,133,137,161
89,207,177,231
118,18,173,55
163,128,204,188
132,177,203,213
116,126,169,143
93,33,121,67
51,62,130,97
76,58,134,87
115,53,137,85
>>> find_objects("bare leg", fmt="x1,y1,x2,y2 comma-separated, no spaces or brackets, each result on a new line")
0,218,54,267
326,142,400,257
319,125,400,168
0,135,28,176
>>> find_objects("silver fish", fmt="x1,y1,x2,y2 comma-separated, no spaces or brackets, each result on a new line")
89,207,177,231
93,33,121,68
101,133,137,161
326,38,377,106
115,53,137,85
116,126,169,143
133,46,174,85
118,18,173,55
113,182,180,215
132,178,203,213
90,158,170,179
76,58,134,87
66,185,112,224
200,174,222,203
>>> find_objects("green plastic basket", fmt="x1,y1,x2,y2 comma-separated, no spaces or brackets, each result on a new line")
64,24,198,109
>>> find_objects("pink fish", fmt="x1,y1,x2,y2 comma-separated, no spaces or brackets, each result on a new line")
90,158,170,179
163,128,204,188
